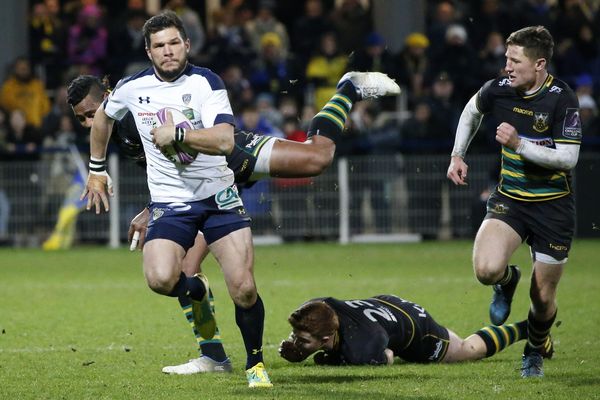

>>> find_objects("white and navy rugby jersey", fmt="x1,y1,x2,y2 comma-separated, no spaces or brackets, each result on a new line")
104,64,235,202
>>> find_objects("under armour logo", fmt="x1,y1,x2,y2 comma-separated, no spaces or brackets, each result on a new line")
138,96,150,104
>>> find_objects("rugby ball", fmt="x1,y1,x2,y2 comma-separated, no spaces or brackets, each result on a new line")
156,107,198,164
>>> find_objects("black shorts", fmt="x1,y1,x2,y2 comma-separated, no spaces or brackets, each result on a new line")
485,190,575,261
372,295,450,363
229,130,273,187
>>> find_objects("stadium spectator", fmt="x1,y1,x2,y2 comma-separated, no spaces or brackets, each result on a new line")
66,4,108,76
279,294,553,365
426,0,459,56
305,31,348,109
202,6,255,73
428,24,479,104
292,0,330,71
4,109,42,161
515,0,554,32
220,63,254,113
394,32,430,107
447,26,581,378
237,103,283,139
106,9,150,82
466,0,515,51
477,31,507,81
248,32,300,103
28,0,67,90
425,72,462,146
554,23,598,84
245,0,290,58
331,0,372,55
0,57,51,129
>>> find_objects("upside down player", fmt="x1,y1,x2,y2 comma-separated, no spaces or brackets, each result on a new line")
279,295,553,366
69,71,400,375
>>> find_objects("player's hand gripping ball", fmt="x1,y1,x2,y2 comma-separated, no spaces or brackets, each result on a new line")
156,107,198,164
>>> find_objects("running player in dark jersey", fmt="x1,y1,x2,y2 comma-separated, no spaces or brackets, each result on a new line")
68,72,400,375
279,295,552,365
446,26,581,378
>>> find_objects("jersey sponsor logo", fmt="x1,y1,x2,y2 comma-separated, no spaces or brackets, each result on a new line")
498,78,511,86
182,108,195,121
239,159,249,173
549,85,563,94
182,93,192,105
138,96,150,104
512,107,533,116
428,340,444,361
489,202,509,214
152,208,165,220
527,137,553,147
215,186,244,210
563,108,582,139
533,112,550,133
549,243,568,251
246,134,264,149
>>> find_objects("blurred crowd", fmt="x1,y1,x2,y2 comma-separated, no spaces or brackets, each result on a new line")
1,0,600,162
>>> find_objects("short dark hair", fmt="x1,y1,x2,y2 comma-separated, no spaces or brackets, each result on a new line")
66,75,109,107
142,11,187,48
288,301,339,338
506,25,554,62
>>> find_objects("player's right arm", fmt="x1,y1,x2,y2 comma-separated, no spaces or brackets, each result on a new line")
447,93,485,185
82,104,115,214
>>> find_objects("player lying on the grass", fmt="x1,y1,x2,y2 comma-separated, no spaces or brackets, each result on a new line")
279,295,553,365
68,71,400,375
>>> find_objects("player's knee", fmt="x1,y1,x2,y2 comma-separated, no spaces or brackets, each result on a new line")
145,268,178,295
530,288,556,315
473,259,505,285
307,139,335,175
230,280,257,308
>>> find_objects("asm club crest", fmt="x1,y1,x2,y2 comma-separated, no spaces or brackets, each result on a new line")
533,112,549,132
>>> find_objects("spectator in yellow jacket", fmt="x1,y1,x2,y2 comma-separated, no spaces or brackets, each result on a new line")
0,57,51,128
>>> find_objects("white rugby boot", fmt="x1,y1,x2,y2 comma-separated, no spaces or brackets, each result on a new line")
162,356,233,375
337,71,401,100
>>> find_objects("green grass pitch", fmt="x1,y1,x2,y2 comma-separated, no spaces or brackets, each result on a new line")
1,240,599,399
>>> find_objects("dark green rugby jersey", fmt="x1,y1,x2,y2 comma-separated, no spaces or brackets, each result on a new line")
477,74,582,201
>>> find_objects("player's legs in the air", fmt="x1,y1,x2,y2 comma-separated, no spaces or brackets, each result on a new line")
267,72,400,178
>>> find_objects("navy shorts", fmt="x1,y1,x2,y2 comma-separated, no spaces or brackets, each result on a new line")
485,190,575,261
146,185,251,250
